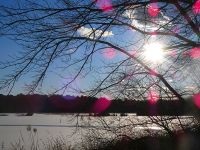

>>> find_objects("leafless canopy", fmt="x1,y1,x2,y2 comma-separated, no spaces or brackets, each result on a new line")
0,0,199,100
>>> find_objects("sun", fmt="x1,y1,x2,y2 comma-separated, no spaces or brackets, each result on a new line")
143,43,165,63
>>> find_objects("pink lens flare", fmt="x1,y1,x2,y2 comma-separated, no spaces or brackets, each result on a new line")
169,50,177,57
149,69,158,76
95,0,113,12
150,31,157,37
193,93,200,109
148,3,160,17
91,97,111,114
189,47,200,59
193,0,200,14
129,50,137,57
103,48,116,59
147,90,159,104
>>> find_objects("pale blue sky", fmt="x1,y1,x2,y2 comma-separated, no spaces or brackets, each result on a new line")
1,0,198,96
0,0,140,95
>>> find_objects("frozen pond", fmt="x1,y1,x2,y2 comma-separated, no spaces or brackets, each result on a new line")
0,114,194,149
0,114,84,149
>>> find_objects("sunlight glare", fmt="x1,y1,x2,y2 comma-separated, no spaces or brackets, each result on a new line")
144,43,165,63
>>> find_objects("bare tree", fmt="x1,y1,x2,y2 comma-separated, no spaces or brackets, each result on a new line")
0,1,200,147
0,0,199,99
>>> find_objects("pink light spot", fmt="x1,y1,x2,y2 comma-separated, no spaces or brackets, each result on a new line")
193,93,200,109
148,3,160,17
189,47,200,59
91,97,111,113
149,69,158,76
96,0,113,12
193,0,200,14
129,50,137,57
150,31,157,37
103,48,116,59
147,90,159,104
169,50,177,57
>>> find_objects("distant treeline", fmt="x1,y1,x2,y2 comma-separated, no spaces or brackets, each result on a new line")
0,94,197,115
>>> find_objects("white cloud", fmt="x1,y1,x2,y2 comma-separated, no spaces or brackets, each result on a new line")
77,26,113,38
123,6,171,32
